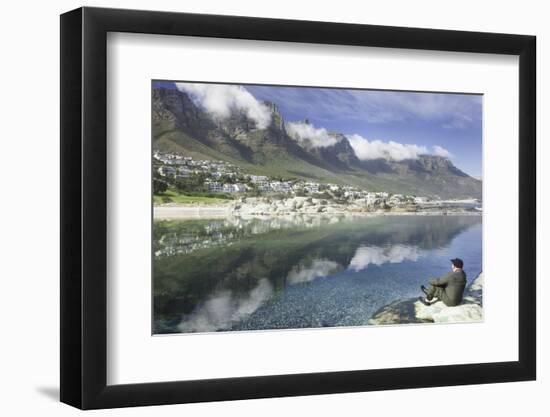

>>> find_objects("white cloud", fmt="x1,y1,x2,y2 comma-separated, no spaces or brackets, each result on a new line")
347,134,428,161
432,145,453,158
286,121,338,148
175,82,272,129
347,134,453,162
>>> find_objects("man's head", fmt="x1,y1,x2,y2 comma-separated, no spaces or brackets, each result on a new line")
450,258,464,271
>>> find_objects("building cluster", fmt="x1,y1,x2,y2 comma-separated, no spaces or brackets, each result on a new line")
154,151,238,180
154,151,430,205
204,182,248,194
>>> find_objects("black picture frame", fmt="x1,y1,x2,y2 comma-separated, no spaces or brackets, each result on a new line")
60,6,536,410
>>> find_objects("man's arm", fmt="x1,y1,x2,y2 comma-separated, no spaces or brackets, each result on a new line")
429,272,452,287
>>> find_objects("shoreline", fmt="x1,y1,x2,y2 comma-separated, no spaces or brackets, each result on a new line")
154,204,483,220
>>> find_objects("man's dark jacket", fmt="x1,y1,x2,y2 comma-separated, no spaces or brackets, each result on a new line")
429,270,467,306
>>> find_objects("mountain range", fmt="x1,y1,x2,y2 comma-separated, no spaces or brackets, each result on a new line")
152,87,482,199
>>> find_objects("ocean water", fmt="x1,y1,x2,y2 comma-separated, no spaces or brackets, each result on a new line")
153,215,482,334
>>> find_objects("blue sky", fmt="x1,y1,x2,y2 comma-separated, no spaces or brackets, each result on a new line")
154,81,482,177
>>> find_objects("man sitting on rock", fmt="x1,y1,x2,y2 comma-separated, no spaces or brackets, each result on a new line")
419,258,467,307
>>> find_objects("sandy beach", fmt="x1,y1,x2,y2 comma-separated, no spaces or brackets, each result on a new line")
154,205,232,219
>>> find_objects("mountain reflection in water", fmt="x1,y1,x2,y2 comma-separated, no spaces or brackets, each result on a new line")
153,215,482,334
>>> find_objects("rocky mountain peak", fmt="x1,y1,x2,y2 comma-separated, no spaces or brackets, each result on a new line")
414,154,468,177
152,87,205,129
263,101,285,131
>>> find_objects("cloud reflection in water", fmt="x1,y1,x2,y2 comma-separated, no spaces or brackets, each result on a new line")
178,278,274,333
287,259,341,285
348,244,421,271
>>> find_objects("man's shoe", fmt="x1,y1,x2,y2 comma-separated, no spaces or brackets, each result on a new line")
418,297,432,306
421,285,429,295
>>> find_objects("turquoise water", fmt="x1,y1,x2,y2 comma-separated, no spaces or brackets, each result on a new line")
153,215,482,334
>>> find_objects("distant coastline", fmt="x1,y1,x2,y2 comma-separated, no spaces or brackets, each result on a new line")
154,199,482,220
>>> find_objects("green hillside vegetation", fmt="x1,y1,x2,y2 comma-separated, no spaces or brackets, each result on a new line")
154,188,233,205
154,127,449,195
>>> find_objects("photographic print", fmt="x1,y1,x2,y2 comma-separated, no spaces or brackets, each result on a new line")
152,81,483,335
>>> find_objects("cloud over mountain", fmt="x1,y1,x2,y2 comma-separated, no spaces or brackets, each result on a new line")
432,145,453,158
175,82,272,129
286,121,338,148
347,134,452,162
347,134,428,161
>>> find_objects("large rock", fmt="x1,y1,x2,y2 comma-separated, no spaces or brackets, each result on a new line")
415,301,483,323
366,299,431,325
369,273,483,325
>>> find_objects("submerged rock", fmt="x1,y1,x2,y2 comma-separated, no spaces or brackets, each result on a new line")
368,273,483,325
